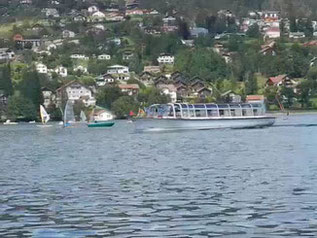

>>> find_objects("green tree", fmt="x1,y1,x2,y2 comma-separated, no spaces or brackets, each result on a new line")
111,96,139,119
244,72,257,95
246,23,260,38
280,86,295,108
19,70,43,107
137,87,170,106
0,64,13,96
96,86,123,109
7,94,37,121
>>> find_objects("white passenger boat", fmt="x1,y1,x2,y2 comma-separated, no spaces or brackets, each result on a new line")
135,103,275,132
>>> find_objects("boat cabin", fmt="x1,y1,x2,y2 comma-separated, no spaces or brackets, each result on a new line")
146,103,266,119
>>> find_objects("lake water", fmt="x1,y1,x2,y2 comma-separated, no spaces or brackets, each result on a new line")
0,114,317,237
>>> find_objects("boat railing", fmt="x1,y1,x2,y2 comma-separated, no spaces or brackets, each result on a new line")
146,103,266,119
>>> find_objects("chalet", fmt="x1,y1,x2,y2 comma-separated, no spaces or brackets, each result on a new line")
154,75,169,86
98,54,111,60
289,32,305,39
174,79,187,88
36,63,48,74
144,66,160,74
13,34,43,49
88,6,99,13
191,80,206,92
107,65,129,74
196,87,212,98
265,27,280,39
126,0,139,9
267,74,297,89
263,11,279,20
0,48,15,62
91,11,106,22
260,41,276,56
126,9,144,16
94,24,105,31
162,16,178,32
96,74,115,86
43,8,59,18
41,87,56,108
46,43,57,51
73,14,86,22
156,84,177,103
73,65,88,74
70,54,89,60
122,51,134,60
176,85,189,99
105,12,124,22
119,84,140,96
190,27,208,38
138,71,154,86
157,53,174,65
246,95,265,103
62,30,75,39
54,66,68,77
56,81,96,107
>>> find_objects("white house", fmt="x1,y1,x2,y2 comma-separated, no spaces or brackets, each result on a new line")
0,48,15,61
98,54,111,60
91,11,106,22
42,87,56,108
94,109,114,121
36,63,48,74
156,84,177,103
107,65,129,74
73,65,88,74
88,5,99,13
265,27,280,39
56,81,96,107
55,66,68,77
289,32,305,39
157,53,174,65
43,8,59,18
62,30,76,38
94,24,105,31
96,74,115,86
70,54,89,60
46,43,57,51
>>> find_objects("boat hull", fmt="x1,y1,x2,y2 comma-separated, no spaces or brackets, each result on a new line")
134,117,275,132
87,122,115,128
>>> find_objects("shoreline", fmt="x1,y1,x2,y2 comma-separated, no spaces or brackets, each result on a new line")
269,110,317,116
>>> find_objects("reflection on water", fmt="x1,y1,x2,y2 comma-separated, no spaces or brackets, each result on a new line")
0,115,317,237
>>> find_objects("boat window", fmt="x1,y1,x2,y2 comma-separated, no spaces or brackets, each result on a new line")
194,104,206,109
182,110,189,118
241,104,252,108
195,109,207,117
218,104,229,109
242,108,253,116
181,104,188,109
206,104,217,108
207,109,218,117
174,104,181,118
189,108,195,117
168,106,174,117
188,104,194,109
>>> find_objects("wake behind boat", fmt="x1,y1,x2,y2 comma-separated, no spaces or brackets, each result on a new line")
135,103,275,132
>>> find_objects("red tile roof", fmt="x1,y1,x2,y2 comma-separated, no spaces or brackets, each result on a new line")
268,74,287,84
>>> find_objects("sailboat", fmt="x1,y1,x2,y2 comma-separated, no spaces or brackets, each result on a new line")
80,110,87,123
63,100,76,127
37,105,52,127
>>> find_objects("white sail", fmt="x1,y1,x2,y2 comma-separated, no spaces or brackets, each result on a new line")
80,111,87,122
64,100,76,126
40,105,50,124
